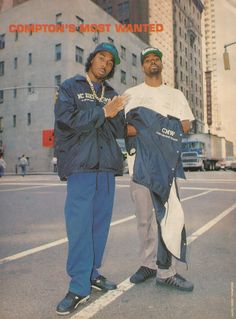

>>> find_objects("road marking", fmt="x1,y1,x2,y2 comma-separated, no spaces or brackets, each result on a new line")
231,282,234,318
71,202,236,319
0,216,136,265
72,278,135,319
185,178,236,183
0,187,235,265
0,238,68,264
1,183,236,193
187,203,236,244
0,185,63,192
181,187,236,192
181,190,213,201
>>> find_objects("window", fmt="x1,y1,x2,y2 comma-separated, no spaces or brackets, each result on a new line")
13,115,16,127
55,75,61,87
118,1,129,16
28,53,32,65
180,56,182,66
132,76,137,85
28,82,32,94
27,113,31,126
107,6,112,14
132,53,137,66
0,117,3,132
75,46,84,64
56,13,62,25
121,45,126,60
0,61,4,76
76,15,84,32
121,70,126,84
15,31,18,41
13,88,17,98
14,57,18,69
108,37,114,43
29,24,33,36
0,90,3,103
0,34,5,49
55,44,61,61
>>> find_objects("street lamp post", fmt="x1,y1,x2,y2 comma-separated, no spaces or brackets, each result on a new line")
223,41,236,70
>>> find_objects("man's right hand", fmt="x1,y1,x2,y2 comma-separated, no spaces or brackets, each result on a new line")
103,95,128,118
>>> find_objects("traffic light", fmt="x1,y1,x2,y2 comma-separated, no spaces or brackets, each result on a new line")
223,51,230,70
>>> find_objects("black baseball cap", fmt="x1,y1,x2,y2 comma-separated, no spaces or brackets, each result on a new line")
93,42,121,65
141,47,163,64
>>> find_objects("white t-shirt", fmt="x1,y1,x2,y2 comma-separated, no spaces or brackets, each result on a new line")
124,83,194,175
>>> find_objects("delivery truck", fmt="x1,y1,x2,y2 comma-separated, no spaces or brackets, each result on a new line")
181,133,233,171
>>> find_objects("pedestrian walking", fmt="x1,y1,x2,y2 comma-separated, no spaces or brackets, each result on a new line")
19,155,28,176
0,155,6,177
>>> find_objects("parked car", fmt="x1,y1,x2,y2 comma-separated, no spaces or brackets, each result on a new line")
218,156,236,170
230,161,236,171
225,156,236,169
116,139,129,174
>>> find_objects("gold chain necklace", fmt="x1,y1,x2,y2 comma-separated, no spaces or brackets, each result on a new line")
86,73,105,102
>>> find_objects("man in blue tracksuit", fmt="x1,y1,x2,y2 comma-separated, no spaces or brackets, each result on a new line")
54,43,127,315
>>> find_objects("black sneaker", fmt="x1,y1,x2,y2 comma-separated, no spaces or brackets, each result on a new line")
130,266,157,284
156,273,194,292
56,292,90,315
91,275,117,291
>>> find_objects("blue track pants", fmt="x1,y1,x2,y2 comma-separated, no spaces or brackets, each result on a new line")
65,172,115,296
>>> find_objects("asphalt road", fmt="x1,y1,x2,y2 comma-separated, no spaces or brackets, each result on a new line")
0,171,236,319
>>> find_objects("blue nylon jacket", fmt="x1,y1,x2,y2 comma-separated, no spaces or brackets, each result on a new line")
54,74,124,180
126,107,187,262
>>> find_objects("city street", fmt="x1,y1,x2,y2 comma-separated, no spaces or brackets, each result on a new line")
0,171,236,319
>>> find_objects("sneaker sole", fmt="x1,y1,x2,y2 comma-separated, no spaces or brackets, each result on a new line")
156,280,194,292
91,284,105,291
91,284,117,292
56,295,90,316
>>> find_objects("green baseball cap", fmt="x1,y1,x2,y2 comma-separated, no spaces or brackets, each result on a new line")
141,47,163,64
93,42,121,65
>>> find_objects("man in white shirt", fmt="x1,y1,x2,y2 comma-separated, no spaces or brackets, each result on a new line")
124,47,194,291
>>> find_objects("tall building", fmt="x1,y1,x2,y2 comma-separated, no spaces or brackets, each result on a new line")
148,0,175,87
92,0,205,132
92,0,149,43
173,0,204,133
202,0,221,134
0,0,146,172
